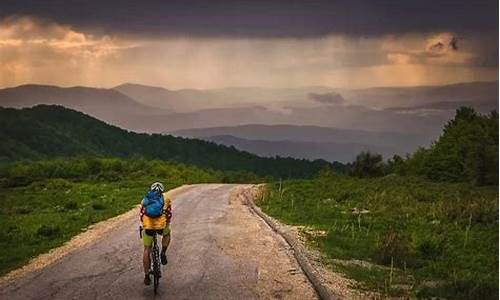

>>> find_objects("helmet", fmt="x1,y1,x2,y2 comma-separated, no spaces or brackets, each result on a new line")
150,182,164,193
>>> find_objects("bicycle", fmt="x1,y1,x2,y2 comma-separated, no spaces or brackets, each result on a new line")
139,226,162,294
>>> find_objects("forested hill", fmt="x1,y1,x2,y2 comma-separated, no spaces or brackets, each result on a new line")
0,105,345,178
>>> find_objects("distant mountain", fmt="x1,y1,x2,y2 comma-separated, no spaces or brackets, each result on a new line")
113,83,190,111
0,105,345,178
2,81,496,138
0,84,173,132
114,81,497,137
115,81,498,113
345,81,498,112
201,135,394,163
113,83,333,112
171,124,430,160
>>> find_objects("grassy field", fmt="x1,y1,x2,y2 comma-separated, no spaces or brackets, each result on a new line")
258,172,498,299
0,158,224,276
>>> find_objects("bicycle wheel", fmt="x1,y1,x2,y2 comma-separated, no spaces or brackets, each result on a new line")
152,236,160,294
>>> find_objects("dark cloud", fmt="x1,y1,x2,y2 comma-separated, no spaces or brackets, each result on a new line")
429,36,459,52
309,92,345,105
0,0,497,38
429,42,445,52
449,37,458,50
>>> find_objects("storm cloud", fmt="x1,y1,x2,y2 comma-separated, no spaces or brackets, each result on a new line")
0,1,497,89
0,0,497,38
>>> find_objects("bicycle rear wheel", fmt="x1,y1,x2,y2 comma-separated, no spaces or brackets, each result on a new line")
152,236,161,294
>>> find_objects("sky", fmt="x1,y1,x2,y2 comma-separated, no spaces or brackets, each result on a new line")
0,0,498,89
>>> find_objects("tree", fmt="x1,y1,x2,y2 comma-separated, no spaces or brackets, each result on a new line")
351,151,385,178
399,107,498,185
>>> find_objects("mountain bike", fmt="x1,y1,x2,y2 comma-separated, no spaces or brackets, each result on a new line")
139,226,162,294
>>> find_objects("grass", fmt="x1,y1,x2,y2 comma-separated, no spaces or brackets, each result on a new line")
0,158,226,276
258,173,499,299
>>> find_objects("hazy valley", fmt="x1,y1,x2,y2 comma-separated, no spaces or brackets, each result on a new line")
1,81,497,162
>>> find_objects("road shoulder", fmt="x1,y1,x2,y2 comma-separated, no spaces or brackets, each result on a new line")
217,185,318,299
243,185,379,300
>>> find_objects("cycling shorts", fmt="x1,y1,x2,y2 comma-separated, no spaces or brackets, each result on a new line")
142,227,171,247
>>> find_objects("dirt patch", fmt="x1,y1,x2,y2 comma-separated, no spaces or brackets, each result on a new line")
217,185,318,299
0,185,191,285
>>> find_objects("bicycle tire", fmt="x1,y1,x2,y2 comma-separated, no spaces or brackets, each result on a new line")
152,235,161,294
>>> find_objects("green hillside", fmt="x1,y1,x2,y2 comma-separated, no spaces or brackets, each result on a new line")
0,105,345,178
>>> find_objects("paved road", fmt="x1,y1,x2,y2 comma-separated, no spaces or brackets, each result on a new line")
0,184,316,300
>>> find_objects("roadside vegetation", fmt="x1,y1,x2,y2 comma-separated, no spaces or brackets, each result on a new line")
260,175,498,299
258,107,499,299
0,157,246,276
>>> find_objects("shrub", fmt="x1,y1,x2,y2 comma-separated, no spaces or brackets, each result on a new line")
351,152,385,178
417,238,443,260
37,225,61,238
91,202,106,210
87,158,103,175
45,178,72,190
15,207,33,214
375,229,411,266
4,176,33,188
96,171,121,181
64,201,78,210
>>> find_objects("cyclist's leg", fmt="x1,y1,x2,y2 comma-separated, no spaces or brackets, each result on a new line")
160,227,170,265
143,229,154,274
161,227,171,252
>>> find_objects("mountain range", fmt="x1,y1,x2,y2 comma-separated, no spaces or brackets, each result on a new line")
171,124,429,162
194,135,392,163
0,81,497,162
0,84,174,132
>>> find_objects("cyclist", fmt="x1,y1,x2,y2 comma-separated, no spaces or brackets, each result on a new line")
140,182,172,285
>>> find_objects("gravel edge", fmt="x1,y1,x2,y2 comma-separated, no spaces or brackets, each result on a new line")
242,185,338,300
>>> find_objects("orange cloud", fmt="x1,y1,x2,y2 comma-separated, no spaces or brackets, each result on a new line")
0,16,139,87
0,17,496,89
383,32,475,66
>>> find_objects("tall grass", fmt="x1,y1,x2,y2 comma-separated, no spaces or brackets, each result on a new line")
258,173,498,299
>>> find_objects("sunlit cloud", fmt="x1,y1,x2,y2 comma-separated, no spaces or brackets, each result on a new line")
383,32,477,66
0,16,136,56
0,16,497,89
0,16,138,87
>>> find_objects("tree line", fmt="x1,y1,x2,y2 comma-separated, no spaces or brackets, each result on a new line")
0,105,347,179
349,107,498,186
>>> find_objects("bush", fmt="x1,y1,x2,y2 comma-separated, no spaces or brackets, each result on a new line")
37,225,61,238
351,152,385,178
15,207,33,214
375,229,411,266
417,238,443,260
64,201,78,210
91,202,106,210
45,178,72,190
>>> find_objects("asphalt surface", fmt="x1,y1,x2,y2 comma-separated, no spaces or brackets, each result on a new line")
0,184,315,300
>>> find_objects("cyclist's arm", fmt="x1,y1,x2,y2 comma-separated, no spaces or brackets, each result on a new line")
165,203,172,225
164,196,172,225
139,199,145,224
